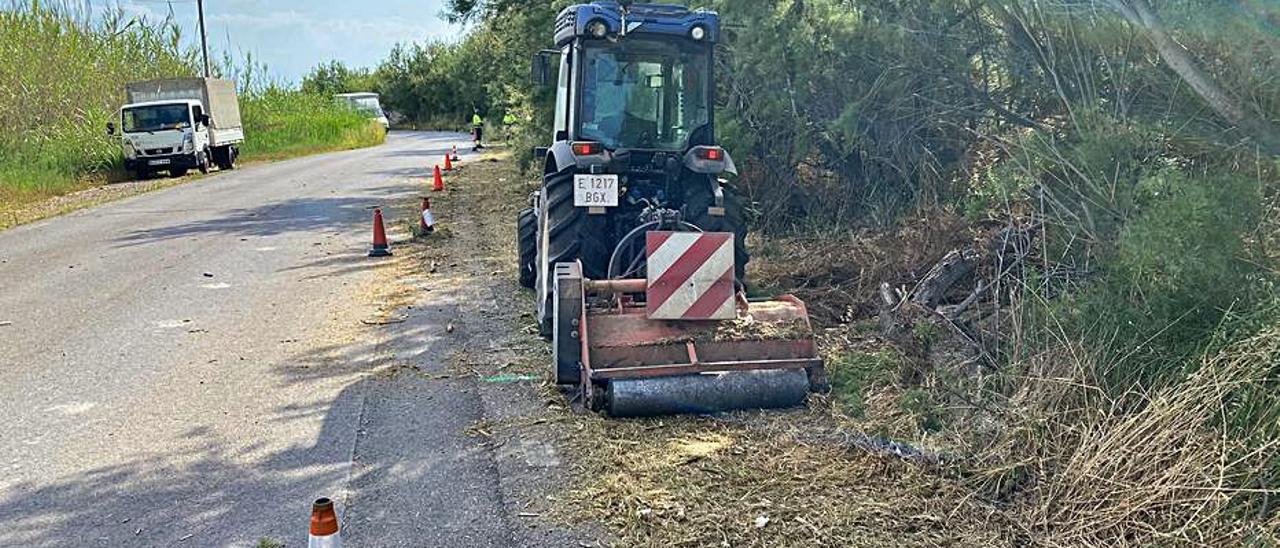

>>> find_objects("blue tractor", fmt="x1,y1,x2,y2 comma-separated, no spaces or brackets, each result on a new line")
518,1,747,335
516,2,825,417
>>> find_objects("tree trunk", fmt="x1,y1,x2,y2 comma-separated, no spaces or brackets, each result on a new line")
1108,0,1280,156
910,248,979,309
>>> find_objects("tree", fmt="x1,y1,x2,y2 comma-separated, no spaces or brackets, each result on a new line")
301,60,376,96
1103,0,1280,155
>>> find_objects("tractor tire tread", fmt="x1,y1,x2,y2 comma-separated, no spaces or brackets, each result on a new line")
684,180,750,283
517,207,537,288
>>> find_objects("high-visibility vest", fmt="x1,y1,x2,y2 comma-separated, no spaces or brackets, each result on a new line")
472,114,483,126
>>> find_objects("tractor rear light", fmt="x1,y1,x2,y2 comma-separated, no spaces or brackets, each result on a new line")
572,141,604,156
695,147,724,161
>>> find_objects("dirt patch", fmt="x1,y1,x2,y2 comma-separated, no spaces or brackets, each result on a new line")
0,173,198,230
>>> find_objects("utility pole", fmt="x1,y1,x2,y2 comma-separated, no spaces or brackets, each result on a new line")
197,0,211,77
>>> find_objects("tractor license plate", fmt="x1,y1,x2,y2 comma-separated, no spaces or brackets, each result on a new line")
148,158,171,166
574,174,618,207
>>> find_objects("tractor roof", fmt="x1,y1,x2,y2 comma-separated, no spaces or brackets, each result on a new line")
555,2,720,47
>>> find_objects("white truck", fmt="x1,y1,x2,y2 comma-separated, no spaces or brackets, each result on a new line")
335,92,390,129
108,78,245,179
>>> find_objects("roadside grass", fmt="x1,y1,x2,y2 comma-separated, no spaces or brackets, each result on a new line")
0,2,192,214
239,90,387,162
0,4,386,228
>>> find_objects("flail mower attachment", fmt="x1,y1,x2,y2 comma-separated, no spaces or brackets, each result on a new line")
552,231,827,417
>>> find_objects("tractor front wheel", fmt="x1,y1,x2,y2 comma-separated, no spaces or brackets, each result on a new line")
517,207,537,288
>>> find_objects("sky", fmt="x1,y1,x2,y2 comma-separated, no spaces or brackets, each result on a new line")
105,0,463,84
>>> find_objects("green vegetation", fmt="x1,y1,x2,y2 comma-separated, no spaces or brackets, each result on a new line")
239,89,385,161
0,3,194,204
0,2,384,215
827,350,898,417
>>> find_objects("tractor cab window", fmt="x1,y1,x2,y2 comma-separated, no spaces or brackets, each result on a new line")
578,39,709,150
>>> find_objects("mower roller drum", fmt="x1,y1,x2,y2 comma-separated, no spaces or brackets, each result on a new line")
553,258,827,418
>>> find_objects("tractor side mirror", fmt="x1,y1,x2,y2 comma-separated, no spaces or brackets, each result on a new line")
530,49,558,87
106,122,116,136
531,53,550,87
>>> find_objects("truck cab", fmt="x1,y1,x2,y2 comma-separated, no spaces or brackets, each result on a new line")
335,92,391,129
110,78,244,179
114,99,210,178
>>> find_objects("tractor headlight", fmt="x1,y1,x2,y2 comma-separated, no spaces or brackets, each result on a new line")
690,25,707,41
587,19,608,38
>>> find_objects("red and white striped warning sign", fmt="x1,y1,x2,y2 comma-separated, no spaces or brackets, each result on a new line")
645,231,736,320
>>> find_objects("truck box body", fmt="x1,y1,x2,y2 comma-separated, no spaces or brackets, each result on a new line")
125,78,244,146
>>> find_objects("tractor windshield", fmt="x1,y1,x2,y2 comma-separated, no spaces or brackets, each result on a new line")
578,38,710,150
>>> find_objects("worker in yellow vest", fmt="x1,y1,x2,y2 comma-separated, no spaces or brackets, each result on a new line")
471,109,485,151
502,112,517,142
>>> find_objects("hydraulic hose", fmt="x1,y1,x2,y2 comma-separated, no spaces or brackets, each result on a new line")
606,220,702,280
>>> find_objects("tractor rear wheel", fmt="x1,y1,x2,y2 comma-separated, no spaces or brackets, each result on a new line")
517,207,537,288
534,166,610,337
683,180,750,283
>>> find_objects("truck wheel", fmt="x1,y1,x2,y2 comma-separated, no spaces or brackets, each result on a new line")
198,149,210,174
169,167,188,178
517,207,537,289
683,180,750,283
214,146,237,170
534,166,611,338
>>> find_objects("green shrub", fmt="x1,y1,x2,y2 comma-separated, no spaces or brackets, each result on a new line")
1055,168,1265,389
826,349,899,417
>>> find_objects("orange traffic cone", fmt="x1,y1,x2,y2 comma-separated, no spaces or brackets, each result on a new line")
419,197,435,234
308,497,342,548
432,165,445,192
368,208,392,257
443,153,453,172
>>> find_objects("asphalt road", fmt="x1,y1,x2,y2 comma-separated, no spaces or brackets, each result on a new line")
0,132,573,547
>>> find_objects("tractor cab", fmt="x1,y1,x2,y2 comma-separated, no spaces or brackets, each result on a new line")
545,2,720,154
531,2,740,281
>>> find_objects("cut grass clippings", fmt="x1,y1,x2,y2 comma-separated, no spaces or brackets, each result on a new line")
556,410,1011,548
